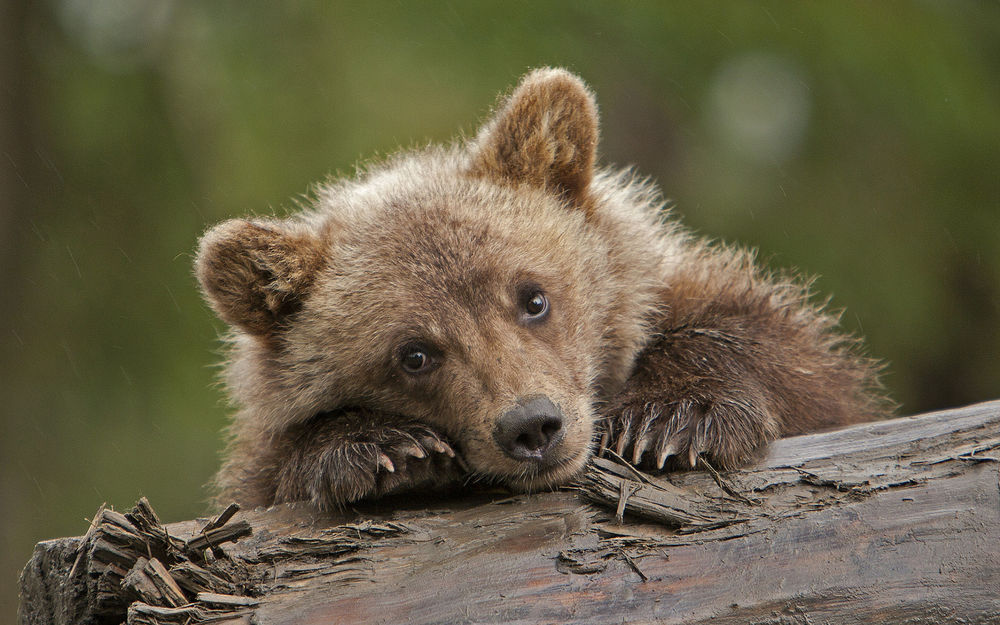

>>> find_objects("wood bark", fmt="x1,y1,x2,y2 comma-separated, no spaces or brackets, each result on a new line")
18,400,1000,625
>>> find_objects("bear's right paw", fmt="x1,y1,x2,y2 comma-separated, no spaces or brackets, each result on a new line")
599,396,779,472
275,415,468,509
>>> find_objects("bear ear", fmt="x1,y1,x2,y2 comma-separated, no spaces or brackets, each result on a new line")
467,68,599,206
195,219,326,335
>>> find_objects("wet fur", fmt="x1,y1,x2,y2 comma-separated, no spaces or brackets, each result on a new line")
196,69,889,510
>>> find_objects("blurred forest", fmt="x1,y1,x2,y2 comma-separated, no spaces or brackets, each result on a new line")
2,1,998,618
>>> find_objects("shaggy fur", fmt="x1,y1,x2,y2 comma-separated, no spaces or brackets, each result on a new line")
196,68,889,510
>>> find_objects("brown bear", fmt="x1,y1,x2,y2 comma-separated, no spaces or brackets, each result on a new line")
195,68,888,510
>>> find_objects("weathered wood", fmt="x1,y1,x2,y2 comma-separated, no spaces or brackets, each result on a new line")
183,520,253,554
18,400,1000,625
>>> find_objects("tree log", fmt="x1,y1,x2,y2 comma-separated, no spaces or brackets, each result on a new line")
18,400,1000,625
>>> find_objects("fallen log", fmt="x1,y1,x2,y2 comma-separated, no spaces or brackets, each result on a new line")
18,400,1000,624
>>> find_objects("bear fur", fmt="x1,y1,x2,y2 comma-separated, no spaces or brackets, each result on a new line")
195,68,889,510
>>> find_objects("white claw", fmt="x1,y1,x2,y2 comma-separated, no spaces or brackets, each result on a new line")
614,430,630,457
632,435,651,465
438,441,456,458
422,436,450,456
687,445,699,469
597,431,610,455
403,444,427,459
656,440,678,470
376,452,395,473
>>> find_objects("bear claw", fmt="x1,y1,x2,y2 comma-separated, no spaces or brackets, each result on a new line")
401,443,427,459
420,435,455,457
376,452,395,473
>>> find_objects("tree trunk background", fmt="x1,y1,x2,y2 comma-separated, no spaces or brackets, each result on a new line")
18,400,1000,625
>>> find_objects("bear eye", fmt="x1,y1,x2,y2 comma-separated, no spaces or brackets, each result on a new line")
399,344,435,374
523,290,550,320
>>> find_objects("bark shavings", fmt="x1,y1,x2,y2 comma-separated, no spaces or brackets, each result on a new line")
42,497,414,625
65,497,260,624
578,456,755,531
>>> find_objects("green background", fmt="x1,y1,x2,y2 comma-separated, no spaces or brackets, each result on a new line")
3,1,998,618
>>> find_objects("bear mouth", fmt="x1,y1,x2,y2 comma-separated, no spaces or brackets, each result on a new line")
493,444,593,492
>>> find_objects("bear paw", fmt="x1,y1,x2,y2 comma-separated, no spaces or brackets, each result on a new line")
275,414,467,509
359,425,468,499
600,394,780,471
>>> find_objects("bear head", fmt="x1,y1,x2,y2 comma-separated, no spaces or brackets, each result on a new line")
196,69,666,493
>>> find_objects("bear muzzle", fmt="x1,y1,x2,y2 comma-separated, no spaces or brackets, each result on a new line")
493,395,565,465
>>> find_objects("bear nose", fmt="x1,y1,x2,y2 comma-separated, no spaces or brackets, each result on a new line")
494,396,564,462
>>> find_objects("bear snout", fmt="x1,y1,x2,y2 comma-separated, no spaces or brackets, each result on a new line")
493,396,565,463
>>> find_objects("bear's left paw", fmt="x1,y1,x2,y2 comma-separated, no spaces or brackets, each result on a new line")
600,393,780,471
274,413,468,509
363,425,469,499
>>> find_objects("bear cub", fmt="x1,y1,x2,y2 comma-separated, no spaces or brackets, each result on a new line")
196,68,888,510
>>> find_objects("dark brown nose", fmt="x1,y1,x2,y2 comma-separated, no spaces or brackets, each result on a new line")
494,396,564,462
